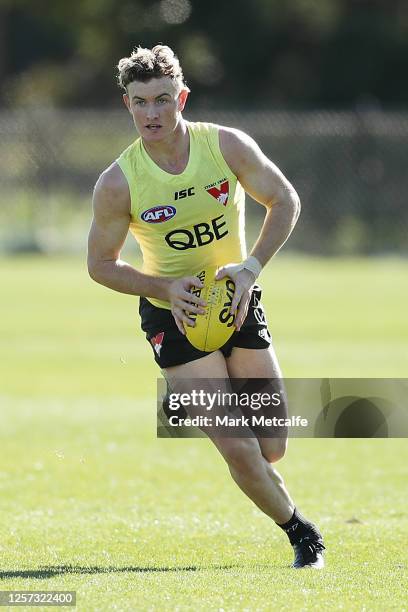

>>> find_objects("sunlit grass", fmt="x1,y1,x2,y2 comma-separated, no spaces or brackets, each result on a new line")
0,255,407,609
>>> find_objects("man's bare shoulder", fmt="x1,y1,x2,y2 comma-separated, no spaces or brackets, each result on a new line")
95,162,129,197
93,162,130,216
218,126,263,177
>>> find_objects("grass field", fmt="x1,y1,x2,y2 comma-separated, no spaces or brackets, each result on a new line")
0,255,407,611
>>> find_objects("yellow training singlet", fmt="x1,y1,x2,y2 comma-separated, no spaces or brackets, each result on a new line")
116,121,246,309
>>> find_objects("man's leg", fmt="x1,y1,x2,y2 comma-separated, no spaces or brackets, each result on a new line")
221,345,294,523
163,351,293,524
224,345,299,517
225,345,287,463
163,349,325,568
225,345,325,568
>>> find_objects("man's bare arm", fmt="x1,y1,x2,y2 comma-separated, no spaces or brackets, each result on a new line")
87,163,206,333
216,127,301,329
219,126,301,267
87,162,173,300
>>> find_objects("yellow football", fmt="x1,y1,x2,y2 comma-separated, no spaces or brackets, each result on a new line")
184,266,236,352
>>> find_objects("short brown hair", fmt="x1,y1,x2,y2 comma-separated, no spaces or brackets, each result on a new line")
117,45,186,91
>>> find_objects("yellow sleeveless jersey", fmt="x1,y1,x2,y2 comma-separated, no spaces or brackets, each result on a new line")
116,121,246,309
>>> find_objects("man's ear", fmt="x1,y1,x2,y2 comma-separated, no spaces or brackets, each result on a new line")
178,88,190,111
123,93,132,113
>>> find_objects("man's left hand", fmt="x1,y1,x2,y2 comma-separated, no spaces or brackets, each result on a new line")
215,264,256,331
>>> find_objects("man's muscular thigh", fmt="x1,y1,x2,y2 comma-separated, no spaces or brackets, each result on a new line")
163,350,258,443
226,346,288,463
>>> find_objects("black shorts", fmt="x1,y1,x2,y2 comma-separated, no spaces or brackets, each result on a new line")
139,285,272,369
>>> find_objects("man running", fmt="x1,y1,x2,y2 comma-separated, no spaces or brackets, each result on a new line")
87,44,325,569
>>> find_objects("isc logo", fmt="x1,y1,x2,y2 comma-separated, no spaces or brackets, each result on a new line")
175,187,195,200
141,205,176,223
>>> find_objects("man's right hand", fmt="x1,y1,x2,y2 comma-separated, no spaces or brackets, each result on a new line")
167,276,207,335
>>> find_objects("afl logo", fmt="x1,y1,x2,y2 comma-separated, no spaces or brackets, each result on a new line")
141,205,176,223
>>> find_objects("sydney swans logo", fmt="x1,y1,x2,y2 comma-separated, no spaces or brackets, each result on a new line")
205,179,229,206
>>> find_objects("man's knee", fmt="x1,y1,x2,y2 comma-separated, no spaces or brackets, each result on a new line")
261,437,287,463
217,438,262,477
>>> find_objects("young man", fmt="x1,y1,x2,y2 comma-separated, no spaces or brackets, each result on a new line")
87,45,325,569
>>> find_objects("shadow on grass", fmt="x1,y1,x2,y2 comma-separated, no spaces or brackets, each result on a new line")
0,564,238,580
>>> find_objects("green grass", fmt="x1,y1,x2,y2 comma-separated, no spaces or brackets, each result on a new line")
0,255,407,610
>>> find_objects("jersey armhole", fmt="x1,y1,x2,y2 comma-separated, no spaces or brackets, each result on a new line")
116,151,141,222
207,123,236,179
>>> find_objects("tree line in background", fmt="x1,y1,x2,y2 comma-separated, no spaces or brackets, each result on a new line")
1,0,408,109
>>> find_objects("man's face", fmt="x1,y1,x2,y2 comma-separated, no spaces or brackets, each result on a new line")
123,76,189,142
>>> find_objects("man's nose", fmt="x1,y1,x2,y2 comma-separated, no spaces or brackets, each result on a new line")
146,104,159,121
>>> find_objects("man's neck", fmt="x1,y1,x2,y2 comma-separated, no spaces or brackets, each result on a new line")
142,119,190,174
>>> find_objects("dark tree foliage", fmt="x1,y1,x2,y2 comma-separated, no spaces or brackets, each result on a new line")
1,0,408,108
